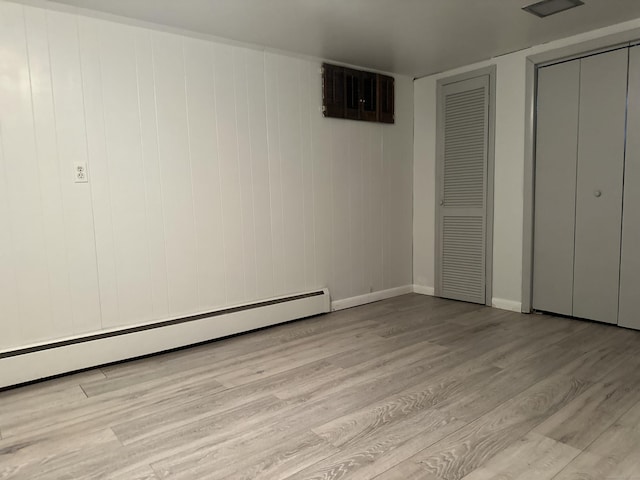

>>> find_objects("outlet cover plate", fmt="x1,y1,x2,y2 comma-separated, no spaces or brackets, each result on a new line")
74,162,88,183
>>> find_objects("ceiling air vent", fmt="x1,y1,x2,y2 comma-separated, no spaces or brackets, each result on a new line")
523,0,584,18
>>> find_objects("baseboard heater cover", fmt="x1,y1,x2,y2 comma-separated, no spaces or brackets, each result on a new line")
0,288,330,389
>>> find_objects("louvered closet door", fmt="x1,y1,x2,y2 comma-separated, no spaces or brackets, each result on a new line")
436,75,490,304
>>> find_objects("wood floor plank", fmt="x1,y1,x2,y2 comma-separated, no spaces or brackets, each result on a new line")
552,421,640,480
274,340,450,402
326,334,445,370
145,337,469,477
114,393,289,447
7,397,288,479
112,465,159,480
284,410,463,480
432,345,581,424
0,368,104,397
369,302,480,338
408,373,591,480
147,362,451,478
0,385,87,427
374,293,449,313
372,460,435,480
1,369,226,439
213,330,380,387
0,428,122,479
448,316,588,370
221,435,337,480
372,305,494,343
445,306,518,327
312,364,500,449
459,432,581,480
148,420,335,479
553,321,638,356
165,431,337,480
110,360,340,445
0,368,103,424
86,319,379,396
1,294,639,480
533,354,640,449
616,397,640,430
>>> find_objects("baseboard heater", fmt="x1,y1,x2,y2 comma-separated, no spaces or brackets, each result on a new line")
0,288,331,389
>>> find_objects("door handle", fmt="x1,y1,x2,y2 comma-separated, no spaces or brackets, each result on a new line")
594,190,602,198
439,200,444,206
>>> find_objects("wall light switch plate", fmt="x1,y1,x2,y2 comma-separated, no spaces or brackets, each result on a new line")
74,162,88,183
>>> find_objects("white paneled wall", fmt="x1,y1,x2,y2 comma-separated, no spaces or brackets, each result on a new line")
0,2,413,350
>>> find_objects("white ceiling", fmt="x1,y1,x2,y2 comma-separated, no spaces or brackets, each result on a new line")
31,0,640,77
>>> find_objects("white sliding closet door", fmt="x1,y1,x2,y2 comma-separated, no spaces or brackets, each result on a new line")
533,48,628,325
572,49,627,324
619,45,640,331
532,60,580,317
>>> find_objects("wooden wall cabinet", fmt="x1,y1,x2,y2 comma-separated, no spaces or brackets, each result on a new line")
322,63,394,124
322,63,345,118
377,73,395,123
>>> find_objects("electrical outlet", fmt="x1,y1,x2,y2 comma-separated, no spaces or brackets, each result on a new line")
74,162,88,183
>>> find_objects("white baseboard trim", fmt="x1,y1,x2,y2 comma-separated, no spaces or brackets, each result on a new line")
331,285,414,311
413,285,435,296
0,289,330,389
492,297,522,313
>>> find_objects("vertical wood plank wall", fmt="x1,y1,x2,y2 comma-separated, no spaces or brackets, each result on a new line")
0,2,414,350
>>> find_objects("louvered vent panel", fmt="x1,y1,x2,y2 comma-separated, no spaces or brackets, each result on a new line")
442,216,485,301
444,87,487,208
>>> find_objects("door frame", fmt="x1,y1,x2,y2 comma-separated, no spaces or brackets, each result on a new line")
435,65,496,306
521,29,640,313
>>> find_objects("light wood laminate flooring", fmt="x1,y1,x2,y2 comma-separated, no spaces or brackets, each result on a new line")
1,294,640,479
